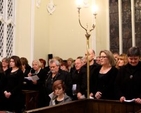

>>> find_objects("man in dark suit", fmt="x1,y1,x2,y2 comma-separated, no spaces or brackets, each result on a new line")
77,49,99,99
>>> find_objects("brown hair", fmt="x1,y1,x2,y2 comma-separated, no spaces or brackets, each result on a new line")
39,58,46,67
67,58,74,62
0,61,3,73
52,80,65,91
10,56,22,68
20,57,31,70
60,62,68,70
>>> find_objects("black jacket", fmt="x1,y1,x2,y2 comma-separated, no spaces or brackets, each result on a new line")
0,68,24,111
45,69,72,97
77,60,99,96
115,62,141,100
90,66,118,100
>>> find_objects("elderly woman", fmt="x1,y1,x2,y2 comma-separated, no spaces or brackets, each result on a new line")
27,60,47,107
115,47,141,104
90,50,118,100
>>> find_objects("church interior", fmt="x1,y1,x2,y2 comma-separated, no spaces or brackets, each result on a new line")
0,0,141,113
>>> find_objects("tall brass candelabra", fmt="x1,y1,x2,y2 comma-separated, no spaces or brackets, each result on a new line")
77,7,97,98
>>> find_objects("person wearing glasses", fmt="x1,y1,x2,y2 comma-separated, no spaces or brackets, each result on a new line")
115,46,141,104
90,50,118,100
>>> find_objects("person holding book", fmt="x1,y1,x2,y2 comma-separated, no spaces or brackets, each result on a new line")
115,47,141,104
27,60,47,107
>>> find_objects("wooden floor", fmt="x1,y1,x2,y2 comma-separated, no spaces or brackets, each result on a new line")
25,99,141,113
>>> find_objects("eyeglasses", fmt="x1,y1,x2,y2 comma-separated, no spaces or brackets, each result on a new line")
99,56,107,59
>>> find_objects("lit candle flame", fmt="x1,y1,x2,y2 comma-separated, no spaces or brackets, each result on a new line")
92,5,98,15
76,0,83,8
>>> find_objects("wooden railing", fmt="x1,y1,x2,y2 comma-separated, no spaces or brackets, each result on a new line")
24,99,141,113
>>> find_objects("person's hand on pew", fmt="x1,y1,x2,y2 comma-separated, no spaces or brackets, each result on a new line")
120,96,126,102
135,98,141,104
95,91,102,99
77,92,85,99
4,91,11,98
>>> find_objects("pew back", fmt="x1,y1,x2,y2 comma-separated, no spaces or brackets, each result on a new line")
25,99,141,113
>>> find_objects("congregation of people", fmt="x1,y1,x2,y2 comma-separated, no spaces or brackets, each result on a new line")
0,46,141,112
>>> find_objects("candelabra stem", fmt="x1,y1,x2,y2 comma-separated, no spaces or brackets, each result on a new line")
77,7,96,99
86,35,90,99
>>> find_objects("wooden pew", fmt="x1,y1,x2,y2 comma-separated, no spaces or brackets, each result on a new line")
24,99,141,113
22,90,39,110
136,109,141,113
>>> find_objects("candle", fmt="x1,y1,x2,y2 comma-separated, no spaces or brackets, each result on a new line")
76,0,83,8
92,5,97,15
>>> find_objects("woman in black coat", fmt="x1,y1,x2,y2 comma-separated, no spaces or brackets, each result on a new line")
115,46,141,104
0,56,24,112
90,50,118,100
